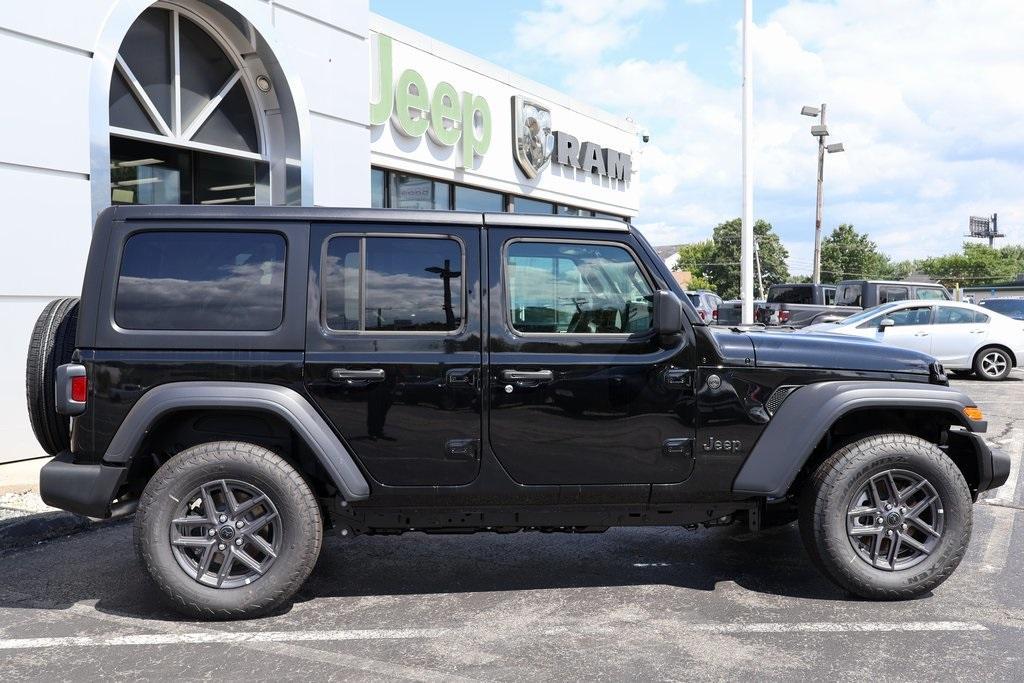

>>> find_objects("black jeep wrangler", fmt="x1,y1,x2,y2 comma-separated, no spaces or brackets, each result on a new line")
29,206,1009,618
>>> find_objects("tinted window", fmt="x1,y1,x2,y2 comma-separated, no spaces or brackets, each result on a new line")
116,231,286,330
370,168,385,208
934,306,981,324
769,286,814,304
506,242,653,334
980,298,1024,319
836,283,862,306
915,287,947,300
324,236,463,333
879,286,909,304
824,287,836,305
885,306,932,326
513,197,555,215
685,293,702,306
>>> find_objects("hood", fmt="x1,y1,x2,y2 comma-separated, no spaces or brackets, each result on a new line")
710,328,934,375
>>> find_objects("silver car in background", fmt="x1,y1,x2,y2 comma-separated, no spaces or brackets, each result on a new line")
685,290,723,324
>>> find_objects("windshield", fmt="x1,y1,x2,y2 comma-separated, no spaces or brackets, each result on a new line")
835,302,903,326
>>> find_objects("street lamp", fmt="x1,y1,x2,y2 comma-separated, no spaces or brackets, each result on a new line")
802,103,844,284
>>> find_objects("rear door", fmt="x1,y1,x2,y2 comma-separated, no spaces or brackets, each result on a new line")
487,227,697,485
929,305,988,366
304,223,482,487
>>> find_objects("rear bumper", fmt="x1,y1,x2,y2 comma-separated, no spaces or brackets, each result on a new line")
39,451,126,518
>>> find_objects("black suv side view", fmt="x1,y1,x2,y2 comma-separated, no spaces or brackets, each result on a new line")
29,206,1009,618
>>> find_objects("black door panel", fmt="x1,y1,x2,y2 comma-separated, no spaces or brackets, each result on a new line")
487,229,697,486
304,225,482,487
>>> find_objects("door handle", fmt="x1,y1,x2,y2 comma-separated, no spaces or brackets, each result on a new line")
502,369,553,382
914,332,930,337
330,368,385,382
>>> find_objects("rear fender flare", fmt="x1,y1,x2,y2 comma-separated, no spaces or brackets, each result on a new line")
731,381,983,498
102,382,370,501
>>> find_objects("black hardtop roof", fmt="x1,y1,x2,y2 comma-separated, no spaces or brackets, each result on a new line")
103,205,630,232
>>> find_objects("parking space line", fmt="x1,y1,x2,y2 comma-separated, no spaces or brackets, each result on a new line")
0,621,989,651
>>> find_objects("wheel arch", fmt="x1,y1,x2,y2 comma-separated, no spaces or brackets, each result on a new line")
974,343,1016,367
732,381,985,499
105,382,370,502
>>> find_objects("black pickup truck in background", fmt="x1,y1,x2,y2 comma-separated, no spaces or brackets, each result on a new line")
755,280,951,328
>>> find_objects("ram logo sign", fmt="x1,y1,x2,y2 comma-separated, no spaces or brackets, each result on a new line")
512,96,553,179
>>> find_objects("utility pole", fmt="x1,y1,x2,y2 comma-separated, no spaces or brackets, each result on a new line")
801,103,844,284
740,0,754,323
753,237,765,300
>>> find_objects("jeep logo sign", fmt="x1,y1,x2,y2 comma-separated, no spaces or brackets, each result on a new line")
552,131,631,182
370,35,491,169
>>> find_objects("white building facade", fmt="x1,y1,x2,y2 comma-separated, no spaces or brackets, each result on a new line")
0,1,639,464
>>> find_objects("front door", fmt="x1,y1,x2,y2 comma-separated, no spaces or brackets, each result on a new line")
487,228,697,485
304,224,482,487
872,304,935,355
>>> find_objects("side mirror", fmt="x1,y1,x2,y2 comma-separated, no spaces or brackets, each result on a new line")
654,290,683,335
879,317,895,329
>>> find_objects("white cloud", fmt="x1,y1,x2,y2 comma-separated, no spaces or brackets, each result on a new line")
511,0,1024,274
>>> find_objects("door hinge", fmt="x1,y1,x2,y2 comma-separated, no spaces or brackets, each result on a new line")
662,437,694,457
664,368,693,388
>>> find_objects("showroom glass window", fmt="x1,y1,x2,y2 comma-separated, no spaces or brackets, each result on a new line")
323,237,463,333
115,231,286,330
109,7,267,206
505,242,653,334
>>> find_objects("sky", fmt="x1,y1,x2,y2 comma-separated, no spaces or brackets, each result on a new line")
370,0,1024,275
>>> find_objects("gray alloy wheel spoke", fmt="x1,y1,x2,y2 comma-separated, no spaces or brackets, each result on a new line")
219,479,238,514
232,548,264,574
247,533,278,559
195,544,216,580
908,516,941,539
232,493,268,519
216,549,235,588
171,534,214,548
847,468,943,572
900,533,931,555
200,484,219,523
169,479,283,590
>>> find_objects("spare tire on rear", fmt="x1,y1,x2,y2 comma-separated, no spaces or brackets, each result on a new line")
26,297,80,455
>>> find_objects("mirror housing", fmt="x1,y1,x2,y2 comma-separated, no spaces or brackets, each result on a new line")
879,317,895,329
654,290,683,335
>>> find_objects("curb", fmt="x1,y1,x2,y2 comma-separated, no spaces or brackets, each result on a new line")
0,510,96,553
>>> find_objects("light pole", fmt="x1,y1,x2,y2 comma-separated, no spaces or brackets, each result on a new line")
801,104,844,284
740,0,754,323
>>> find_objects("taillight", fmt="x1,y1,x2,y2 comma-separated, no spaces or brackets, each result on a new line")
712,308,719,321
779,310,791,324
699,309,706,320
70,375,88,403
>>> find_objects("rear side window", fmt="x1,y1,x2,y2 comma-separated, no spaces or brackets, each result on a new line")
915,287,947,300
879,286,909,304
115,231,286,331
824,287,836,305
505,241,653,334
323,236,463,333
836,284,862,306
768,286,814,304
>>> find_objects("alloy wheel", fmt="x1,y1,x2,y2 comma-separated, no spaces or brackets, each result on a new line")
846,469,944,571
980,351,1008,378
168,479,282,589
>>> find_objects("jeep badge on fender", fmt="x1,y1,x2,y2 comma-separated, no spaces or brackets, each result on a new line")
702,437,742,452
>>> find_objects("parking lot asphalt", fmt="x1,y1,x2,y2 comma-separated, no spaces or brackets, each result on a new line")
1,372,1022,681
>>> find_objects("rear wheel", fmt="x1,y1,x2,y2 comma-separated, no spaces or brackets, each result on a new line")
25,297,79,455
135,441,322,619
799,433,971,599
973,346,1012,381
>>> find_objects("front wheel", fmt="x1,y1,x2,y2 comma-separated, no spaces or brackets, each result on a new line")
799,434,972,600
135,441,323,619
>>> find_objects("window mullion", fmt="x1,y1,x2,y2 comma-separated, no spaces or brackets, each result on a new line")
359,238,367,331
181,70,242,141
171,9,182,138
115,55,173,138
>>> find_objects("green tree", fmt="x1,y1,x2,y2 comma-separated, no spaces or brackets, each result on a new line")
819,224,892,283
917,243,1024,287
674,219,789,299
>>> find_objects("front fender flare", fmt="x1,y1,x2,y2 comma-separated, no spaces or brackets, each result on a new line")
731,381,984,498
102,382,370,501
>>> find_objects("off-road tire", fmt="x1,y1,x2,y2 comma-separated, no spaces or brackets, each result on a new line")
972,346,1012,381
135,441,323,619
25,297,79,455
799,433,972,600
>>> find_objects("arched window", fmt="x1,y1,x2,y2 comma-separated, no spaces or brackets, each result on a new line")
109,5,267,205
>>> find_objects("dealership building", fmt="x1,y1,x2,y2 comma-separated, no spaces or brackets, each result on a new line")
0,1,640,464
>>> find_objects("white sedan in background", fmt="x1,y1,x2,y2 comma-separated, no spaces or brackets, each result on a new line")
803,300,1024,380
